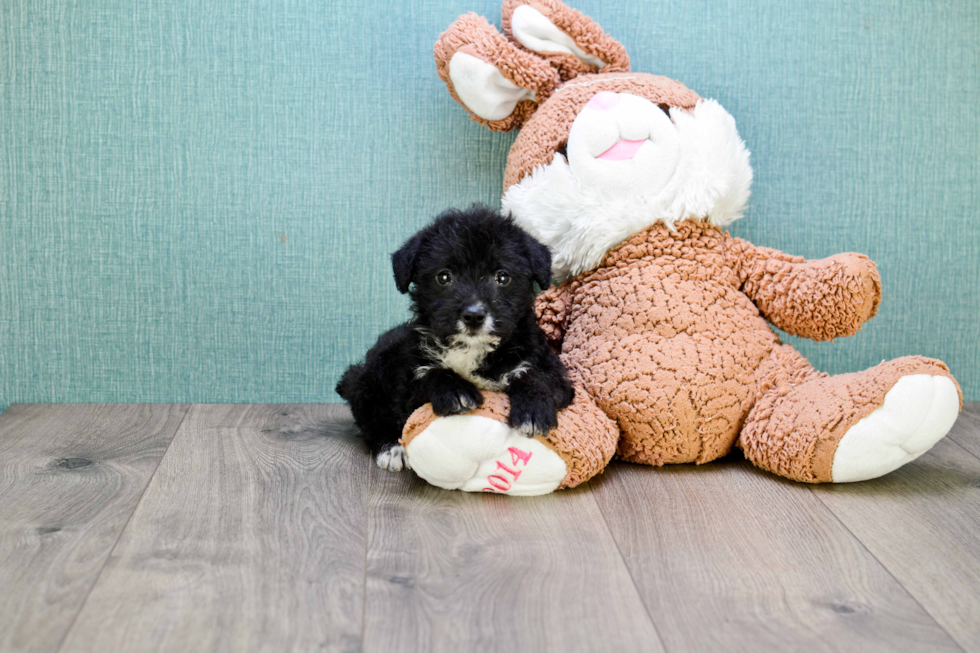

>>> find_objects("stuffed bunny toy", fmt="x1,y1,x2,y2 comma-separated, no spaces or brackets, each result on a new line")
398,0,962,496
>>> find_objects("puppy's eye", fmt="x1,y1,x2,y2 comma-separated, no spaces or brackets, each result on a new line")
494,270,511,286
436,270,452,285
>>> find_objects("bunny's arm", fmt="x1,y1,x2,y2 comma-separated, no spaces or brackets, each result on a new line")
535,281,575,352
726,237,881,341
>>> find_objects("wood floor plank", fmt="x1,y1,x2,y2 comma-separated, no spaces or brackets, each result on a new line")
58,404,369,653
591,456,960,653
363,468,664,653
947,402,980,459
0,403,189,653
811,409,980,651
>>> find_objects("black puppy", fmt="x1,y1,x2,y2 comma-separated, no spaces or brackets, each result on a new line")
336,205,574,471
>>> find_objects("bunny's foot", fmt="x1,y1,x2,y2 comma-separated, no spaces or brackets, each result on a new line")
741,354,961,483
401,390,618,496
831,373,960,482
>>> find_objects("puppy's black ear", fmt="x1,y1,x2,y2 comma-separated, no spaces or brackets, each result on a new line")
523,233,552,289
392,231,427,294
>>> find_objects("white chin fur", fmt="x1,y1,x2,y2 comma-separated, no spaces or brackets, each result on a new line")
502,98,753,283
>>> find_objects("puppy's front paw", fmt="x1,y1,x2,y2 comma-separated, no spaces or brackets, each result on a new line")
430,383,483,416
376,445,411,472
507,394,559,437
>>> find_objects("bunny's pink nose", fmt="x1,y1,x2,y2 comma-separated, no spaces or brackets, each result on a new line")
586,91,621,111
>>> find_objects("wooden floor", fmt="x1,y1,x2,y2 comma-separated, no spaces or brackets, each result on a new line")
1,404,979,653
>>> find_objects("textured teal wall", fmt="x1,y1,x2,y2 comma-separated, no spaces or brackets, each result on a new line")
1,0,978,411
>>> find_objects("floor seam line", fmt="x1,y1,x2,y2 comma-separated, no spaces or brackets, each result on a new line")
52,403,193,653
806,485,968,653
360,466,373,653
588,478,671,653
945,432,980,464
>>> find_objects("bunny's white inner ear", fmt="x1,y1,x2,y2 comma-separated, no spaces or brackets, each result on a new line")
448,52,537,121
510,5,606,68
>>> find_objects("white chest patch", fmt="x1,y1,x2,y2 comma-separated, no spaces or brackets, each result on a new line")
438,335,499,388
415,321,530,391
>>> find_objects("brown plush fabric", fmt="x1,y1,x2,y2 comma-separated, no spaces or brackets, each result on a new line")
421,1,962,491
401,386,619,490
404,220,961,487
534,282,572,351
434,12,561,132
503,73,700,190
402,393,509,448
532,220,961,479
728,240,882,341
500,0,631,80
554,221,776,467
741,355,961,482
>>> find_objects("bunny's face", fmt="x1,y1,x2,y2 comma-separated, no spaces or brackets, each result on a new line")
501,72,700,192
436,1,753,281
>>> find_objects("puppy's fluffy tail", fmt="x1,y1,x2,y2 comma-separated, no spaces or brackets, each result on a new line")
335,364,363,402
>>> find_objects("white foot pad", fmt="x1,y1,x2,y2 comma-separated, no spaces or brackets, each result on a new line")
404,415,567,496
376,445,411,472
832,375,959,482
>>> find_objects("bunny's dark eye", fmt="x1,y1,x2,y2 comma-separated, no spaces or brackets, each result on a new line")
436,270,452,285
494,270,511,286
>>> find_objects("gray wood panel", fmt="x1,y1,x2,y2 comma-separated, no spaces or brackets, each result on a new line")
363,469,664,653
0,403,189,653
947,403,980,459
811,407,980,651
3,402,978,652
59,404,369,653
591,456,960,653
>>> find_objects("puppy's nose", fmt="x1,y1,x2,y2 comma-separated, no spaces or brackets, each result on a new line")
462,304,486,329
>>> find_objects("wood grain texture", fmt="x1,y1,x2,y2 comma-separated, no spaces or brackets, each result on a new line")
591,456,960,653
811,406,980,651
58,404,369,653
363,469,663,653
947,403,980,459
4,402,979,652
0,403,188,653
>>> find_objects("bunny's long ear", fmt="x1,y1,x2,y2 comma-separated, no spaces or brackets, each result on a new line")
435,13,561,132
501,0,630,80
